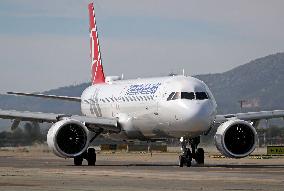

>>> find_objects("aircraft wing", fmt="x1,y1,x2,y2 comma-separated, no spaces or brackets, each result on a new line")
0,109,119,132
7,92,81,102
215,110,284,123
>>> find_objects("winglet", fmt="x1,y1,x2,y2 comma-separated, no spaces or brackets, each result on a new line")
88,3,105,84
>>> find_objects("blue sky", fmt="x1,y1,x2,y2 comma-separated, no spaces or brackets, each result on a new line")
0,0,284,92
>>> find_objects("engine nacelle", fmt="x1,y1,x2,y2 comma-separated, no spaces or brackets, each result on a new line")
47,119,90,158
214,120,257,158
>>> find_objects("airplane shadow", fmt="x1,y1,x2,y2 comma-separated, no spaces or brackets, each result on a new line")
201,164,284,169
97,163,177,167
67,163,177,167
67,163,284,168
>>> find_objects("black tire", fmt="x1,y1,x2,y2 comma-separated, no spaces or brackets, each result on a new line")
179,155,184,167
186,160,191,167
195,148,204,164
185,148,192,167
179,148,193,167
87,148,96,166
74,156,83,166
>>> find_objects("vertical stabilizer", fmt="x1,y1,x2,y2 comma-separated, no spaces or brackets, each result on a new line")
88,3,105,84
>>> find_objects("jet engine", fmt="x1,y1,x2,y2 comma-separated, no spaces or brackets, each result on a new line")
47,119,90,158
214,120,257,158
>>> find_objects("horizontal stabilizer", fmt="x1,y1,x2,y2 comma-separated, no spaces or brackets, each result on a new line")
7,92,81,102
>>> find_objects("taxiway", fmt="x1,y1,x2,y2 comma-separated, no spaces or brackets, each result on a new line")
0,147,284,191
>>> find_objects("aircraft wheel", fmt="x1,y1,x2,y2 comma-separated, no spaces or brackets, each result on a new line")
74,156,83,166
195,148,204,164
87,148,96,166
185,148,192,167
179,149,192,167
179,155,185,167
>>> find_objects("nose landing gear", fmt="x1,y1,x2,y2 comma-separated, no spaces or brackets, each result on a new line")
179,136,204,167
179,148,192,167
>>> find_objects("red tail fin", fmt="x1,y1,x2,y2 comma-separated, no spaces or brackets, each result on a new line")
88,3,105,84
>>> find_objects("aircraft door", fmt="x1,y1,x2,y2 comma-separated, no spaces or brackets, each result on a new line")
156,84,167,115
111,95,119,117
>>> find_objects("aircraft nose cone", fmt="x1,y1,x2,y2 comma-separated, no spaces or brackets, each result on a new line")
188,102,212,119
199,103,213,118
182,101,215,130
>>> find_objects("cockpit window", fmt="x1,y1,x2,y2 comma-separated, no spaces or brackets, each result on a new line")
172,92,180,100
195,92,208,100
181,92,195,100
167,92,176,101
167,91,209,101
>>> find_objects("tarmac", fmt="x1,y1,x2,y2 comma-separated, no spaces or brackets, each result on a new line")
0,146,284,191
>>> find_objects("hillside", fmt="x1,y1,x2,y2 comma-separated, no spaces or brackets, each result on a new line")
0,52,284,116
196,52,284,114
0,83,90,115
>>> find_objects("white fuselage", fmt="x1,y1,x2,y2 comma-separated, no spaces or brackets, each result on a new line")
81,75,217,141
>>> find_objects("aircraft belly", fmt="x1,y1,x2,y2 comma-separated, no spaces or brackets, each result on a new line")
133,115,159,137
131,117,208,139
132,111,180,139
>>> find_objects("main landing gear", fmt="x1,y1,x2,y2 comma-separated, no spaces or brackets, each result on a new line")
74,147,97,166
179,136,204,167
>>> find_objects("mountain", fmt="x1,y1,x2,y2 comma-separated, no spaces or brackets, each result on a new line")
0,52,284,117
0,83,90,115
196,52,284,114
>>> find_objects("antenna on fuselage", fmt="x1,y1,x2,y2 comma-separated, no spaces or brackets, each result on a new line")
121,73,124,80
182,69,185,76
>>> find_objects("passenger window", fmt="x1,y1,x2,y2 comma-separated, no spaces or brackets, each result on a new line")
181,92,195,100
196,92,208,100
136,96,140,101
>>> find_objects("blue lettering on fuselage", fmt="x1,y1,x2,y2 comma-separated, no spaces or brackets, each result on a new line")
126,83,161,95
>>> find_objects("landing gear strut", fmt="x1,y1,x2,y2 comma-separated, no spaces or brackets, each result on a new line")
179,136,204,167
74,147,97,166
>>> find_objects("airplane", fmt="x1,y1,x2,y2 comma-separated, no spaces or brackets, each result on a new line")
1,2,284,167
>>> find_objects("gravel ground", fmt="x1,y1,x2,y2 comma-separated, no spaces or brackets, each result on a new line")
0,146,284,191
